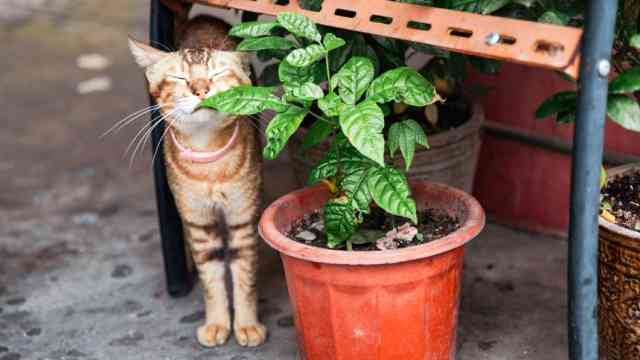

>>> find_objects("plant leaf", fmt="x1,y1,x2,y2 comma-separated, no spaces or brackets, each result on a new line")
257,48,289,61
263,106,308,160
341,165,373,213
538,10,571,25
278,60,321,85
446,0,510,14
299,0,323,11
367,166,418,223
230,21,280,38
630,34,640,49
301,120,335,151
556,110,576,124
318,92,345,117
477,0,511,14
610,67,640,94
339,100,385,166
285,44,326,67
388,119,429,171
323,33,346,52
308,136,374,184
324,197,357,248
535,91,577,119
236,36,295,51
276,12,322,42
328,34,353,72
607,94,640,132
200,85,287,114
333,57,375,105
286,82,325,101
600,166,607,190
367,67,439,107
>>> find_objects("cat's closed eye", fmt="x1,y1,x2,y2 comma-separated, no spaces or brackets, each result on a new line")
210,68,230,80
168,74,188,82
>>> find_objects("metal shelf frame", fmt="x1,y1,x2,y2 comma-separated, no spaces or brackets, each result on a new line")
148,1,619,358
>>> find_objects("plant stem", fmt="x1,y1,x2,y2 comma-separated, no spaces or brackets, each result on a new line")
308,110,334,125
346,240,353,251
324,52,332,88
333,129,342,180
320,51,344,181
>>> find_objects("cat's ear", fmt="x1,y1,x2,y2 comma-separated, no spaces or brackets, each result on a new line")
128,36,168,68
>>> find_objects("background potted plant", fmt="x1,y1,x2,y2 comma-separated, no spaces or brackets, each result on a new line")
535,10,640,357
249,0,513,193
202,12,485,359
469,0,640,235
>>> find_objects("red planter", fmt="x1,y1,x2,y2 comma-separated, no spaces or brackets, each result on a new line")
259,181,485,360
469,63,640,235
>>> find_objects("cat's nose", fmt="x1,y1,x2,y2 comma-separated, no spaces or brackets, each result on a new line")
190,79,210,99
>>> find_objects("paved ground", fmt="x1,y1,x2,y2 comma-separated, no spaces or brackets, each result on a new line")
0,1,567,359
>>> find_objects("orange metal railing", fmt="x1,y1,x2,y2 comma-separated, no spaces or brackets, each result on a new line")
191,0,583,79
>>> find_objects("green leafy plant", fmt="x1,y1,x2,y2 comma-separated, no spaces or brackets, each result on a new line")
251,1,586,137
532,0,640,222
535,0,640,132
201,13,439,248
255,1,513,97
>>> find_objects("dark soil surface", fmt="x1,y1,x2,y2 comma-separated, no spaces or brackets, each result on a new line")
601,169,640,231
286,207,462,251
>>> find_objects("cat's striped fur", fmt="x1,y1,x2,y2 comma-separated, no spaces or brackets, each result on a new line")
128,15,266,347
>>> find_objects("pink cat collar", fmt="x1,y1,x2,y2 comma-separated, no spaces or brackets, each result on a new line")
169,122,240,163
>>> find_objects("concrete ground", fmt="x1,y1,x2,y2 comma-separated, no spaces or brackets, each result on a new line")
0,1,567,359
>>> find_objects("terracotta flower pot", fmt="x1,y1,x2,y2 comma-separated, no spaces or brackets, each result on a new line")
599,164,640,359
259,180,485,359
287,103,484,193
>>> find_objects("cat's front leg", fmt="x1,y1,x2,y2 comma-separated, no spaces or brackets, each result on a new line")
227,216,267,347
183,219,231,347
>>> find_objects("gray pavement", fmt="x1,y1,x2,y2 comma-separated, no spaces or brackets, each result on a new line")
0,1,567,359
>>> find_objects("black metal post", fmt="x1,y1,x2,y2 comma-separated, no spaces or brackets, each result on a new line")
149,0,193,297
568,0,618,358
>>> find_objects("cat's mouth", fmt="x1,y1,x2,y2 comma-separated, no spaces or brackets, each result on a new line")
175,99,201,114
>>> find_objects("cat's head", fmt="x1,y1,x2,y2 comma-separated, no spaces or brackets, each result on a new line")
128,37,250,131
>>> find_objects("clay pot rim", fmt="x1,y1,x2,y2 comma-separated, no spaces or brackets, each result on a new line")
259,180,485,266
599,163,640,239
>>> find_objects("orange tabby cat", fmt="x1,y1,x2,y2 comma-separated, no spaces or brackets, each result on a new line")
128,15,266,347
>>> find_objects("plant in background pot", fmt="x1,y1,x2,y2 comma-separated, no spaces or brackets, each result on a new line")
535,3,640,356
201,12,485,359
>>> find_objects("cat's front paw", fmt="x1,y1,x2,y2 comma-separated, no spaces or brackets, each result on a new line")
197,323,231,347
234,322,267,347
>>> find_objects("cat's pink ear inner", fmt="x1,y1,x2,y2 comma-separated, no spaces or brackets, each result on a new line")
128,36,169,68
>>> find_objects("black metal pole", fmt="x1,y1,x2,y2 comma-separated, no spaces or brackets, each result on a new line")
568,0,618,358
149,0,193,298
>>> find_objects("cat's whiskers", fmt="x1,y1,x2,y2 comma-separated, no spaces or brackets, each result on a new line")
151,116,178,166
125,108,175,166
124,107,174,155
128,108,179,167
102,104,165,138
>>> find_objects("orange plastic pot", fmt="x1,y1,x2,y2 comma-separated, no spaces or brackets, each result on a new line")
259,180,485,360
